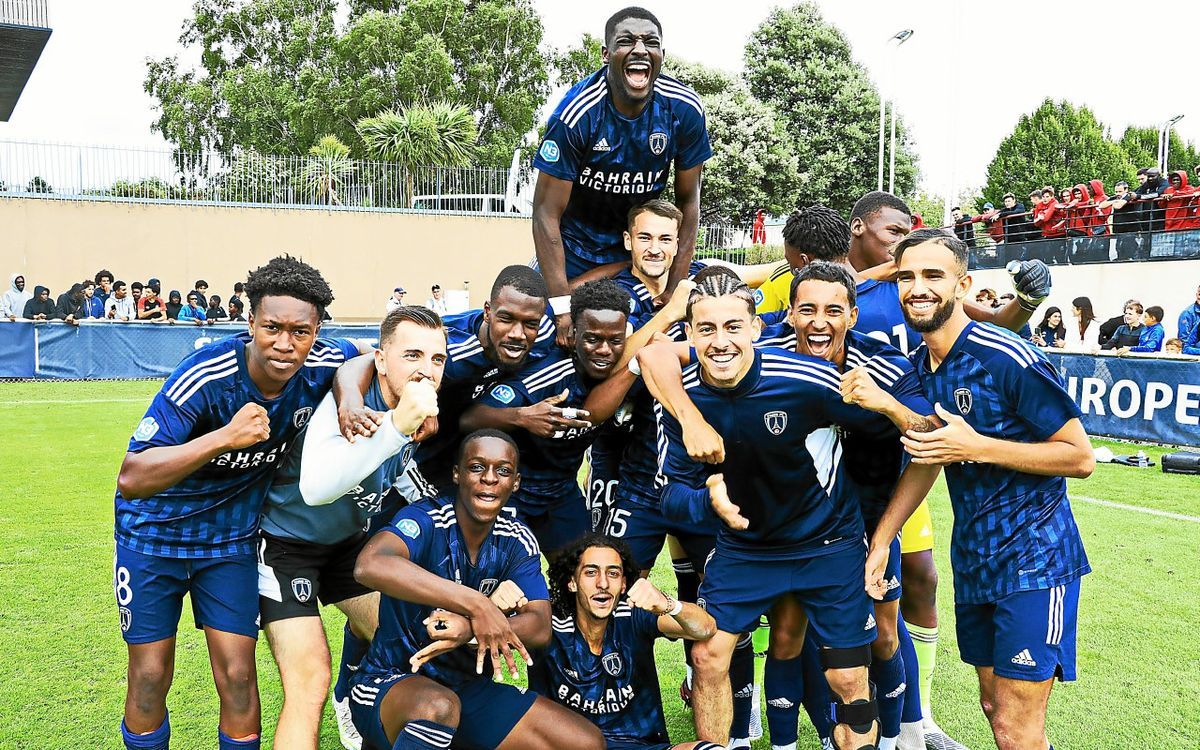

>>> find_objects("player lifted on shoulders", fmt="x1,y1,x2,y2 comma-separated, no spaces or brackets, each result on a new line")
350,430,605,750
533,6,711,344
530,533,721,750
112,256,364,750
868,228,1093,750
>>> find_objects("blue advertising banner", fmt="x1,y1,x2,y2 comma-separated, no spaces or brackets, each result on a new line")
1046,351,1200,447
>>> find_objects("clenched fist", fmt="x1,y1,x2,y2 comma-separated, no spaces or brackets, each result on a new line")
626,577,673,616
392,379,440,436
223,403,271,449
840,366,889,413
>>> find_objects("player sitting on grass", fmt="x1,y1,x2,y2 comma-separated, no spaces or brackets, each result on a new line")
530,533,721,750
350,429,605,750
113,256,364,750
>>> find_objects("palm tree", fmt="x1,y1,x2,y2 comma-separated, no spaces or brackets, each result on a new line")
299,135,356,206
356,101,478,208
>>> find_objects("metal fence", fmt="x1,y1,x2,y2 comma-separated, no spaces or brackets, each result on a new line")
0,0,48,26
0,140,534,214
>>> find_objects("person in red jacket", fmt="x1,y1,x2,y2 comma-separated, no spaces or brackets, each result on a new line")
1161,170,1199,230
1031,188,1067,263
1088,179,1112,235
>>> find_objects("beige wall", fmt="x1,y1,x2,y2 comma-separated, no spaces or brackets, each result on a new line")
0,198,535,320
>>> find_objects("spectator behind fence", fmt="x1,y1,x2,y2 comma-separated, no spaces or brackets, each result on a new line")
192,280,209,309
105,281,135,321
1103,181,1143,259
1089,180,1112,230
998,192,1035,241
205,294,227,322
1066,296,1100,352
1101,300,1145,350
972,201,1006,245
3,274,32,320
164,290,183,321
950,206,976,245
1178,283,1200,344
94,269,114,307
23,285,53,320
1183,326,1200,355
1033,306,1067,348
1121,305,1166,354
1032,188,1066,239
974,288,998,307
1098,298,1139,346
176,291,207,324
1161,171,1199,231
137,285,166,322
129,281,144,307
146,277,161,296
385,286,406,313
1065,184,1099,236
425,283,449,314
1164,338,1183,354
1135,167,1169,231
55,283,85,325
227,296,246,322
82,281,104,319
230,281,245,306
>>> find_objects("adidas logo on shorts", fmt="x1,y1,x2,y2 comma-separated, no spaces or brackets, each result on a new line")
733,683,753,699
1010,649,1038,667
767,697,795,708
864,613,876,630
885,576,900,591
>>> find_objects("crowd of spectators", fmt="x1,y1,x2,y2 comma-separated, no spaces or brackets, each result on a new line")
1,270,250,325
950,165,1200,263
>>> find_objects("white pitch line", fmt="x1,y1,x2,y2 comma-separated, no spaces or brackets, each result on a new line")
1073,495,1200,523
0,398,149,405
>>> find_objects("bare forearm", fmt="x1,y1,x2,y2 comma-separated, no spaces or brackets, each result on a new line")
460,404,523,434
661,602,717,641
356,553,487,618
974,435,1093,478
505,604,552,650
582,366,638,423
880,399,938,434
669,190,701,292
967,298,1032,332
117,431,232,499
637,344,695,422
870,463,940,550
533,212,570,298
334,354,375,407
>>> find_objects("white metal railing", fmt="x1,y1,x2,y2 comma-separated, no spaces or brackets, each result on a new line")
0,0,49,26
0,140,535,215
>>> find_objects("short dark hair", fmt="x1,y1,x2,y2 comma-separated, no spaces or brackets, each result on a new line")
113,280,126,291
379,305,445,346
82,279,95,289
604,6,662,45
455,428,519,466
950,206,961,212
569,279,631,325
244,255,334,320
490,264,548,302
1002,192,1016,201
850,191,911,223
1145,305,1163,322
186,291,201,302
894,227,969,276
686,265,755,320
208,294,222,306
547,533,640,618
234,282,245,293
228,297,244,311
790,261,858,309
94,269,113,284
628,199,682,232
130,281,144,293
1041,188,1055,197
782,205,851,260
194,279,208,289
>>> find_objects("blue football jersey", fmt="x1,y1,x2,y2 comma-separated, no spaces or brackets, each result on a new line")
361,499,547,688
658,348,895,559
533,68,712,266
910,322,1090,603
855,279,922,356
113,335,359,558
413,309,556,491
529,603,669,746
477,351,603,511
260,376,416,545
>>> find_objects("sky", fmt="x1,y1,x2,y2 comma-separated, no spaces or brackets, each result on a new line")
2,0,1196,202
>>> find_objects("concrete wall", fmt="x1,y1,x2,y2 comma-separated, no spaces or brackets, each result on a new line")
971,259,1200,339
0,198,534,320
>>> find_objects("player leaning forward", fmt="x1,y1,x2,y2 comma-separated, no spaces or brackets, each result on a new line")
113,257,367,750
867,228,1093,750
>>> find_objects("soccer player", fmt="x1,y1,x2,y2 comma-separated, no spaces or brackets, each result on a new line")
530,533,722,750
256,306,445,750
532,6,711,344
460,280,634,554
640,273,900,750
349,429,605,750
867,228,1093,750
112,256,363,750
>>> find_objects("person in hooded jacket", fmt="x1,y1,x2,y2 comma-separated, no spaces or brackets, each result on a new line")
55,283,86,325
1065,184,1108,263
3,274,32,320
164,290,184,321
1161,170,1199,231
1088,180,1112,235
1134,167,1170,232
22,285,55,320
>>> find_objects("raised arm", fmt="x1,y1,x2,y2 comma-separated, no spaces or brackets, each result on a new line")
625,577,716,641
637,340,724,463
532,172,576,346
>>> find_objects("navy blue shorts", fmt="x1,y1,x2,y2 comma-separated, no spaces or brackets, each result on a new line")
606,490,717,571
699,542,876,648
512,488,590,556
955,578,1080,682
114,543,259,643
879,536,903,603
350,671,538,750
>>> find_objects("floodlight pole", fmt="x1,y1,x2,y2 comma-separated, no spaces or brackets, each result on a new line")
877,29,913,193
1159,114,1184,173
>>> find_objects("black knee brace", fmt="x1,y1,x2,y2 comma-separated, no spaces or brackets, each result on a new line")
818,644,873,670
829,684,879,750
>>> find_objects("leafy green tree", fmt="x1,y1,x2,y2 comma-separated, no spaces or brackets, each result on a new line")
357,101,477,206
743,2,918,214
26,176,51,193
1116,125,1200,175
552,33,603,86
982,100,1136,205
300,135,356,205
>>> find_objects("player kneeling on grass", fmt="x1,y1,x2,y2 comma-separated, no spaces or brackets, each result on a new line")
350,429,605,750
529,533,722,750
257,306,445,750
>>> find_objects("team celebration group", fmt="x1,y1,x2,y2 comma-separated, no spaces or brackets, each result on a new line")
111,8,1093,750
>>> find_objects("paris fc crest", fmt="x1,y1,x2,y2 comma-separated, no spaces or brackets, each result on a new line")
764,410,787,436
602,652,623,676
954,388,973,415
291,577,313,603
648,131,668,155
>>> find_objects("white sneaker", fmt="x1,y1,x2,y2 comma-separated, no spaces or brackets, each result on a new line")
748,681,763,740
924,717,970,750
333,695,363,750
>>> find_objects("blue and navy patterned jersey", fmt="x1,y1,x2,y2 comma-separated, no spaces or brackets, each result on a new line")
260,377,416,545
659,347,895,560
477,351,603,511
753,325,934,528
413,309,556,491
534,68,712,267
361,498,547,688
113,335,359,558
910,322,1090,603
854,279,922,356
529,603,669,746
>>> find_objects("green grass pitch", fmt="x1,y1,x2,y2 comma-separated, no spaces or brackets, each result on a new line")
1,380,1197,749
